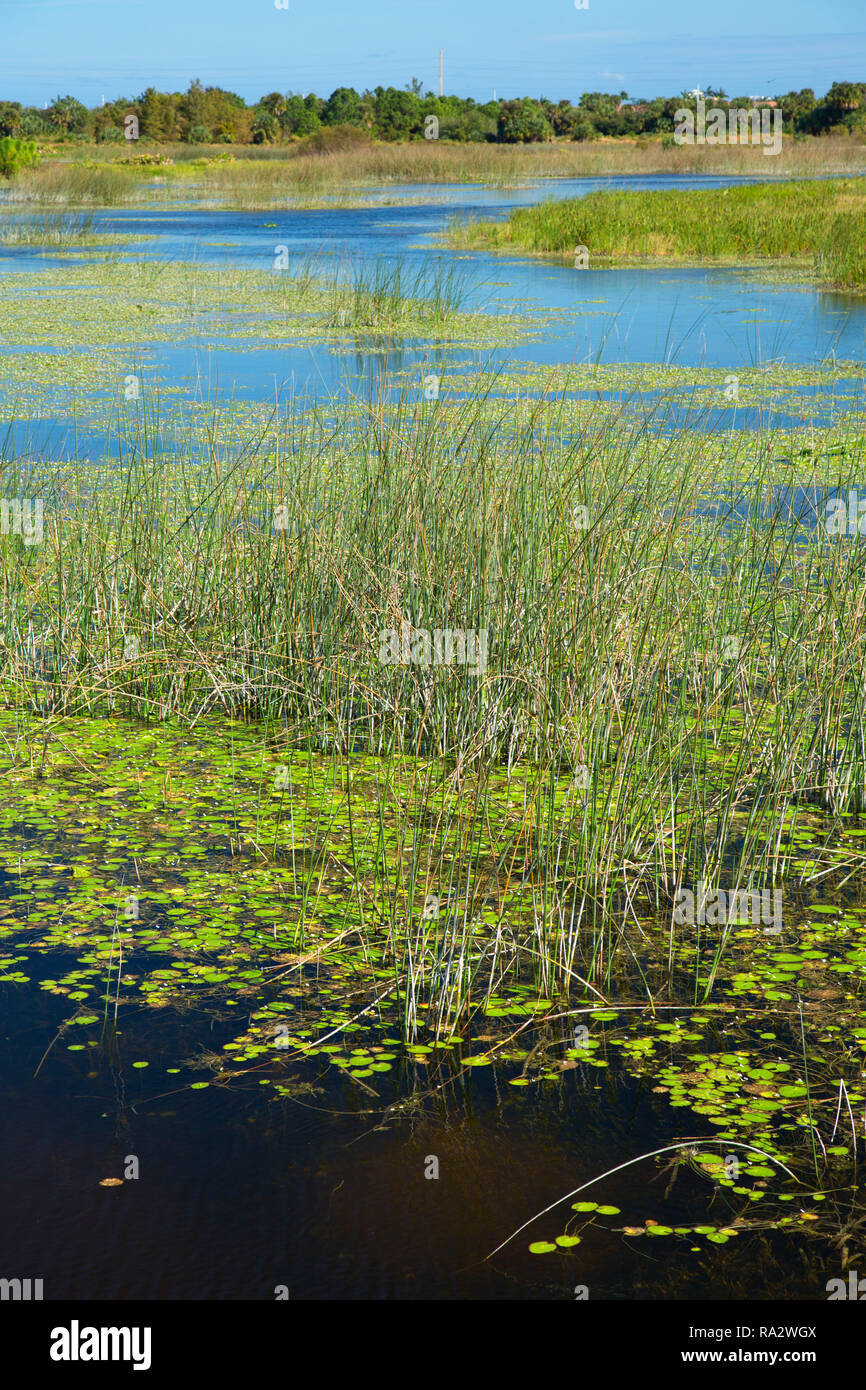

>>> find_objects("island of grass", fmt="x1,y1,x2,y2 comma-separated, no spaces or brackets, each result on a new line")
447,178,866,292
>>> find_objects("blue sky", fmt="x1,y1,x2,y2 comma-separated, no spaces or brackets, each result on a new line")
0,0,863,106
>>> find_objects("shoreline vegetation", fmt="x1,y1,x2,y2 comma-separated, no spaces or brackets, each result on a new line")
445,179,866,292
0,136,861,209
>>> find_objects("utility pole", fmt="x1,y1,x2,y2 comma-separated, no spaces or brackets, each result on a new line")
439,50,443,97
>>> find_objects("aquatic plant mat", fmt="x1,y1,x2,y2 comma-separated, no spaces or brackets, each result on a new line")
3,373,866,1276
0,255,526,354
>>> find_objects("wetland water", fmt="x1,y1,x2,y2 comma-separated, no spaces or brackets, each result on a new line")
1,173,865,457
1,174,865,1301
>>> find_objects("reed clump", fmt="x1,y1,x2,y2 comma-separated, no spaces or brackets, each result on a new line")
2,381,866,950
449,178,866,290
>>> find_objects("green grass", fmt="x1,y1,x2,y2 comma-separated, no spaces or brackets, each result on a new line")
448,178,866,291
0,210,97,246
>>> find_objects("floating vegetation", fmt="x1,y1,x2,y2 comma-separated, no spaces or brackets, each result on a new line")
0,256,533,355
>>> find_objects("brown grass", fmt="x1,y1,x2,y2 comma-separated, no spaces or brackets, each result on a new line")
10,133,866,207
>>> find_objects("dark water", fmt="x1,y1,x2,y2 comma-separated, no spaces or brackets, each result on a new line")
0,954,830,1300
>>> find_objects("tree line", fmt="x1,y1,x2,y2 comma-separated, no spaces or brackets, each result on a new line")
0,80,863,146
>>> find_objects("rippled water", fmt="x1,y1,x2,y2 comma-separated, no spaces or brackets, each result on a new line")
2,174,865,417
